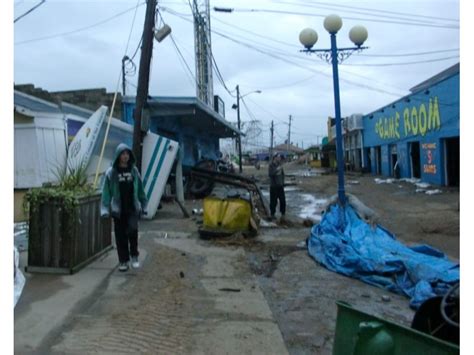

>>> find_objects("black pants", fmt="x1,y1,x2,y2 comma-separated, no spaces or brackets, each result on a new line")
113,214,139,263
270,186,286,216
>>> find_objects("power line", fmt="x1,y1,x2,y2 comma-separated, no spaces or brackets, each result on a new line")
256,74,318,91
164,4,457,94
206,26,406,97
360,48,459,58
157,9,197,88
245,97,286,124
123,0,142,57
269,0,458,27
163,5,300,59
15,2,146,45
211,15,300,49
215,7,459,29
240,98,258,121
283,0,459,23
14,0,45,23
213,10,453,91
343,55,459,67
170,34,199,88
167,4,454,96
212,13,459,69
129,37,144,61
165,8,456,100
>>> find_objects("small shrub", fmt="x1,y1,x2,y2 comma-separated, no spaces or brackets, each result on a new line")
23,161,96,217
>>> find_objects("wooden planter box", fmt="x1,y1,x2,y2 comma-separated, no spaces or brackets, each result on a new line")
26,192,112,274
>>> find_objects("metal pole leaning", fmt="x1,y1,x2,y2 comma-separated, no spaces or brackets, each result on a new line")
329,33,346,205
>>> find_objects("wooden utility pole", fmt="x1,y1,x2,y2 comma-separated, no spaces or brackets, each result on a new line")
132,0,157,171
236,84,243,173
287,115,292,157
270,120,274,158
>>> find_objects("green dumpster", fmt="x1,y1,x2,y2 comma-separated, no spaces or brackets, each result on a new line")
333,301,459,355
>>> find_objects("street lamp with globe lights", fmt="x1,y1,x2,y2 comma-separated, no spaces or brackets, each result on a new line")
299,14,368,205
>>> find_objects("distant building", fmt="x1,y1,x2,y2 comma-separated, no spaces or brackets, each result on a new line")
273,143,305,160
343,114,364,171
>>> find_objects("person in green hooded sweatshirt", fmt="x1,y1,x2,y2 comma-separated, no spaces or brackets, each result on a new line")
101,143,148,272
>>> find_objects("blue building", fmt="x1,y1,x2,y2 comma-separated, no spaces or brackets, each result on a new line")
122,96,240,171
362,63,459,186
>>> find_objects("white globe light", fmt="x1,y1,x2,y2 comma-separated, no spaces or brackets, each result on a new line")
323,14,342,33
299,28,318,49
349,25,368,46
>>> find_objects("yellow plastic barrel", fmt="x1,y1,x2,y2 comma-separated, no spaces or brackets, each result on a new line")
203,197,251,233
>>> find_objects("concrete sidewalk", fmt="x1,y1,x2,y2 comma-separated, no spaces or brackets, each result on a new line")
14,247,119,353
14,214,289,354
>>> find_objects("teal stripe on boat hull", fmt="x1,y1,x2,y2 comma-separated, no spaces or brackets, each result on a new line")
146,140,171,201
143,136,163,186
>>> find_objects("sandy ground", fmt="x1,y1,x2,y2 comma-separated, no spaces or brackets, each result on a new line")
243,161,459,354
254,161,459,260
16,161,459,354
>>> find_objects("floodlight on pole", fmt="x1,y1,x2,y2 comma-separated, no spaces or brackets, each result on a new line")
154,24,172,42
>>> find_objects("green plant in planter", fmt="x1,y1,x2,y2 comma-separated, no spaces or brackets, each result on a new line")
24,161,112,273
23,161,97,217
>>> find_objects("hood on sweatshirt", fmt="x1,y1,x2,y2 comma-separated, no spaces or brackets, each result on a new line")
113,143,136,169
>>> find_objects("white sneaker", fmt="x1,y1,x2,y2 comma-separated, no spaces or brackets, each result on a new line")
118,262,129,272
131,257,140,269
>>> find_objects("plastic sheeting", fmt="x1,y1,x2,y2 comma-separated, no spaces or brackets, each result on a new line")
307,204,459,309
14,246,26,307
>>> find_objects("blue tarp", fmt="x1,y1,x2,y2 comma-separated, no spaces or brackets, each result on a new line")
307,204,459,309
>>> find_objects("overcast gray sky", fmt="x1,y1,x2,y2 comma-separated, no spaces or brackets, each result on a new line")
13,0,460,149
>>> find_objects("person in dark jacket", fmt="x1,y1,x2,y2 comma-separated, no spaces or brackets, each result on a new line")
268,153,286,220
101,143,148,272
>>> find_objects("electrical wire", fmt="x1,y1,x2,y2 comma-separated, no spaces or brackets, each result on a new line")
269,0,458,27
282,0,459,23
343,55,459,67
219,7,459,29
359,48,459,58
14,0,45,23
123,0,142,55
211,15,300,49
164,9,416,98
15,2,146,45
170,34,200,88
157,9,197,89
129,37,143,61
164,4,458,94
165,5,299,62
244,97,287,124
240,98,258,121
212,13,459,69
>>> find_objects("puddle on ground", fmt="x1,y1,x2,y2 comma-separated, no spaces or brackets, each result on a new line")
288,169,323,177
260,187,327,223
297,194,327,221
